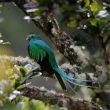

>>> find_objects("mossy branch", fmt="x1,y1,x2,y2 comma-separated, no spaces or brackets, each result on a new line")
22,85,102,110
0,55,103,110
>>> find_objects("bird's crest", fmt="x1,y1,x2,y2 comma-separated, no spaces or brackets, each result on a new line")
26,34,40,40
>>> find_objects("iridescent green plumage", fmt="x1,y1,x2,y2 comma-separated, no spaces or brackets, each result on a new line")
27,34,94,90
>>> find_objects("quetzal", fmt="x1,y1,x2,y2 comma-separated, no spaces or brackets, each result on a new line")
26,34,93,90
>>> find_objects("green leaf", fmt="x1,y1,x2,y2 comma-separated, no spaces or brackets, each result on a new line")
21,97,30,110
34,9,42,16
90,18,97,26
90,0,102,13
84,0,90,7
31,99,45,110
19,66,28,77
0,100,19,110
67,20,77,27
16,84,25,90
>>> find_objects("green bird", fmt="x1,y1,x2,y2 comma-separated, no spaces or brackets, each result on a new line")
26,34,93,90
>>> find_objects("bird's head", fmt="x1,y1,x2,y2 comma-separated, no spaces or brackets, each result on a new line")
26,34,40,41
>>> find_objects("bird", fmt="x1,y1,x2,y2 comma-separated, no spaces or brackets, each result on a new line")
26,34,94,90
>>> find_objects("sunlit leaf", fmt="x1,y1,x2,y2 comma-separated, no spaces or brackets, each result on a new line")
21,97,30,110
16,84,25,90
90,0,102,13
84,0,90,7
31,99,45,110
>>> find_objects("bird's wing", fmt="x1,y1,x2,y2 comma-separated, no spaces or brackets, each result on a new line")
28,41,47,62
29,40,58,67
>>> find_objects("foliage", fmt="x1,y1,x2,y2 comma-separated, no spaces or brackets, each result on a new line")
0,35,59,110
32,0,110,57
0,0,110,110
0,56,60,110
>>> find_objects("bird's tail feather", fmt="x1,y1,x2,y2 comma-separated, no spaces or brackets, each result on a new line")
54,71,66,90
54,67,93,82
54,67,96,88
66,80,77,94
65,77,96,88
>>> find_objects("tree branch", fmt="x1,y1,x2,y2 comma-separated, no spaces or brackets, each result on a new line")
0,55,103,109
22,85,102,110
0,0,90,66
0,55,99,83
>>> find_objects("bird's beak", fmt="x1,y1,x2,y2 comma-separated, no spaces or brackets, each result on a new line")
26,38,28,40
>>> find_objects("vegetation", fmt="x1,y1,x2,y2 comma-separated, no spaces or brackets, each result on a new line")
0,0,110,110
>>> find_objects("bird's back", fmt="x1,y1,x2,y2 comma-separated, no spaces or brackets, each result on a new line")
28,39,58,70
27,34,94,91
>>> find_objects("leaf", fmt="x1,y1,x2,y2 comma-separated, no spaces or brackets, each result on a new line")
84,0,90,7
19,66,28,77
67,20,77,27
90,0,102,13
90,18,97,26
16,84,25,90
1,100,19,110
34,9,42,16
31,99,45,110
21,97,30,110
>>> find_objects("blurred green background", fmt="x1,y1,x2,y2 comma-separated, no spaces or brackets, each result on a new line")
0,3,57,56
